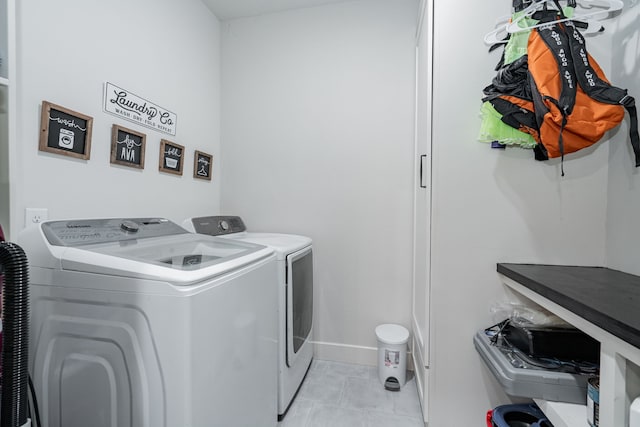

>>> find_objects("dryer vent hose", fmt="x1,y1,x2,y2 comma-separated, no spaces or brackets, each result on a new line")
0,242,30,427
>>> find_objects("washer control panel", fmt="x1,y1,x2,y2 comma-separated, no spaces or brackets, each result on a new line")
190,216,246,236
41,218,186,246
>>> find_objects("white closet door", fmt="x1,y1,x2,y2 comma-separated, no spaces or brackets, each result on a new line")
411,0,433,424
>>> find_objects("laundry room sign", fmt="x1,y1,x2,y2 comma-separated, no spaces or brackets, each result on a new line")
103,82,177,136
159,139,184,176
193,151,213,181
110,124,146,169
39,101,93,160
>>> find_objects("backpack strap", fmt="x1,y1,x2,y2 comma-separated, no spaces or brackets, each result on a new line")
538,95,569,176
565,20,640,167
530,13,575,174
534,15,577,117
624,97,640,167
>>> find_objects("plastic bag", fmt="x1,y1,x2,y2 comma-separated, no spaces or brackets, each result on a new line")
490,301,569,327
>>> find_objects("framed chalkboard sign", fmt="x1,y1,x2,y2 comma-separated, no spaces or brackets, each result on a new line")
39,101,93,160
193,151,213,181
159,139,184,175
110,125,146,169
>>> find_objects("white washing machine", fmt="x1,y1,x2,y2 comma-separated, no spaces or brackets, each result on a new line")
18,217,278,427
184,216,313,420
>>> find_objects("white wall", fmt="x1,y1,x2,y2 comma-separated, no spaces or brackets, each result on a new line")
9,0,221,239
605,1,640,275
220,0,418,363
0,0,13,238
428,1,611,424
0,84,8,236
8,1,634,424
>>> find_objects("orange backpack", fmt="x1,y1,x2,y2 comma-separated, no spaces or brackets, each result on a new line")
484,7,640,174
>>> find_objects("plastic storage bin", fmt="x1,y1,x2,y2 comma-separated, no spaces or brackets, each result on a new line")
375,324,409,391
474,329,590,404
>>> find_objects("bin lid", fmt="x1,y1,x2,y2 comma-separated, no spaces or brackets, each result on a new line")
376,324,409,345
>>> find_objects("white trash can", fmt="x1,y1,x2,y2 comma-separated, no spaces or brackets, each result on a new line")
375,324,409,391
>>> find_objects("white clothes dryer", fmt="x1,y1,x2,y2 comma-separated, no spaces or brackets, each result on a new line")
19,218,279,427
184,216,313,420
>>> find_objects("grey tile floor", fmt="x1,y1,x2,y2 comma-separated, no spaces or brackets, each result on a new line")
277,359,424,427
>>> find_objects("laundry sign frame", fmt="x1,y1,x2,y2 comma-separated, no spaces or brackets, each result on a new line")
103,82,177,136
193,150,213,181
159,139,184,176
110,124,146,169
39,101,93,160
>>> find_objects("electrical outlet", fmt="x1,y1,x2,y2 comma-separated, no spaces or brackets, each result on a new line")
25,208,48,227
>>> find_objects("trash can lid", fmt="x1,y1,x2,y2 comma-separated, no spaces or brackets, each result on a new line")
375,324,409,345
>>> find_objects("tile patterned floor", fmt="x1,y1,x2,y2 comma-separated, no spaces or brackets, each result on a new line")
277,359,424,427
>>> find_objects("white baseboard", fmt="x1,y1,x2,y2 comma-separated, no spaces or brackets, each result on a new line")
312,340,414,370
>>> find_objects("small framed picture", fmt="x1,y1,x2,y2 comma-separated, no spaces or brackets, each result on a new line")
110,124,146,169
159,139,184,175
193,151,213,181
39,101,93,160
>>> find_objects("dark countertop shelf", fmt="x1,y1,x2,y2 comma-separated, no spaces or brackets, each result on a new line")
497,263,640,350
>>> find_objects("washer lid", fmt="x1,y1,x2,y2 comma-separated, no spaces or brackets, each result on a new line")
25,218,274,285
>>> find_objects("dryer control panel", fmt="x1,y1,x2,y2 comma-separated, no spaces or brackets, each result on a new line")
190,216,246,236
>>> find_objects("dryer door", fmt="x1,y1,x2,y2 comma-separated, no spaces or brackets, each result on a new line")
286,246,313,367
